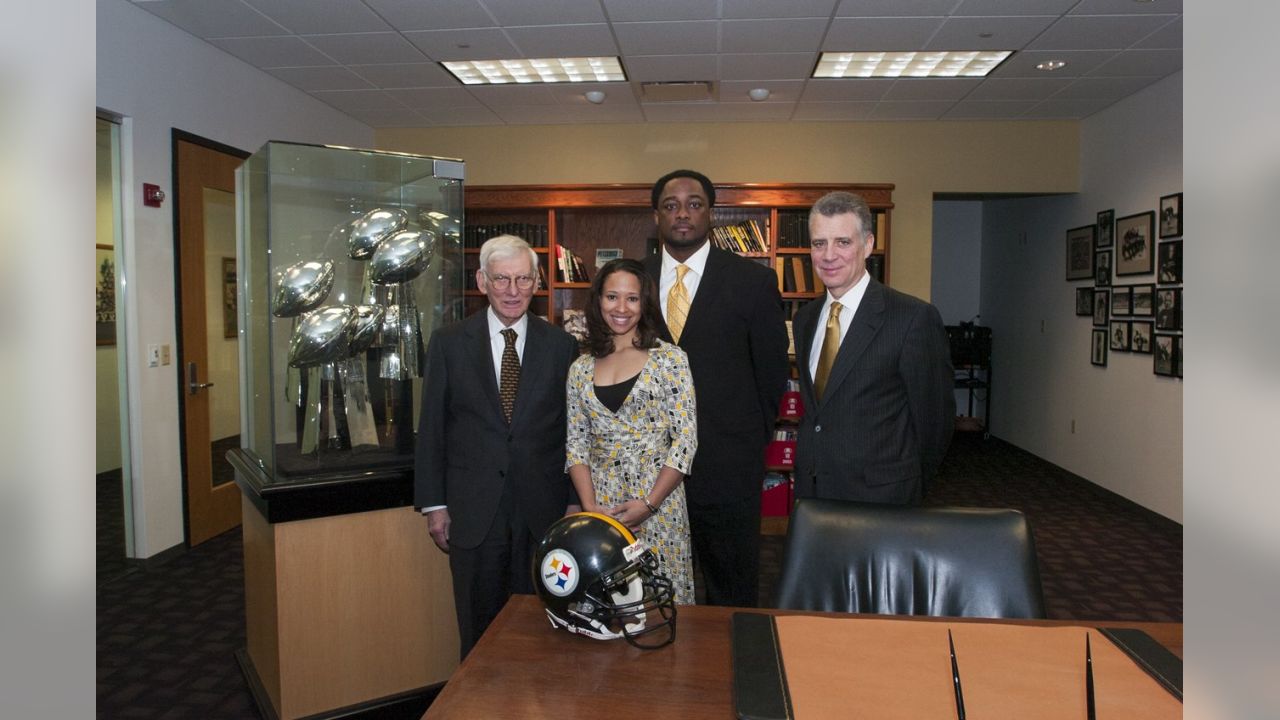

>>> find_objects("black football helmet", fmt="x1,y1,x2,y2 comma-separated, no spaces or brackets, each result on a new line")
532,512,677,649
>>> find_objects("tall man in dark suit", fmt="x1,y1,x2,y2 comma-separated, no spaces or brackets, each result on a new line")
793,192,954,504
644,170,789,607
415,234,580,658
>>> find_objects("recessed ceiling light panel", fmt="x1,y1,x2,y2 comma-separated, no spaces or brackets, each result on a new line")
441,57,626,85
812,51,1013,79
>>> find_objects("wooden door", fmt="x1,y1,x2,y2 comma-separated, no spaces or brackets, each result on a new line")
176,136,247,545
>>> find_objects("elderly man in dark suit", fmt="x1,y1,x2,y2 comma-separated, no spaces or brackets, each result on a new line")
415,234,579,658
793,192,954,505
644,169,789,608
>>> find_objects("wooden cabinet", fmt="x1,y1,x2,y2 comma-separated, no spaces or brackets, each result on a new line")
464,183,895,324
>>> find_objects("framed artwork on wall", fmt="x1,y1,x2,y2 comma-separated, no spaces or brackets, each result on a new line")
1093,288,1110,326
1175,336,1183,378
1157,240,1182,284
222,257,237,339
1116,211,1155,276
1131,284,1155,317
1091,328,1108,367
1111,286,1132,316
1131,321,1154,353
1075,287,1094,316
1159,192,1183,238
1066,224,1096,280
1096,209,1114,249
1094,249,1112,287
1156,287,1182,331
97,244,116,346
1154,334,1178,376
1109,320,1131,351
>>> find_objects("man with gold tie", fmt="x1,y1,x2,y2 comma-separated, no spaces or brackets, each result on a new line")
793,192,954,504
644,170,789,608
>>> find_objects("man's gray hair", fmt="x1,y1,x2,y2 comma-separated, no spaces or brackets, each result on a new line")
479,234,538,274
809,191,874,239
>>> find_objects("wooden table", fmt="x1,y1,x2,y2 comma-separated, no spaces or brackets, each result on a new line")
424,594,1181,719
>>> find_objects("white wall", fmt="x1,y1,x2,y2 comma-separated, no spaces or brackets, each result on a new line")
980,72,1182,522
96,0,373,557
931,201,984,326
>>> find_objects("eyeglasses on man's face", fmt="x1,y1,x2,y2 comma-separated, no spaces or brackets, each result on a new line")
485,272,537,290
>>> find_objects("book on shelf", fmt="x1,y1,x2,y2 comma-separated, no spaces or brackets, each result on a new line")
556,244,589,283
709,219,769,254
465,222,549,248
866,253,885,283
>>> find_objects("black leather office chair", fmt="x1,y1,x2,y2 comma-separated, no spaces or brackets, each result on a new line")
774,498,1046,619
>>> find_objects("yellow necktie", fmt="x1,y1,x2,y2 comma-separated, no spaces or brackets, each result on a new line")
667,264,691,342
814,301,843,400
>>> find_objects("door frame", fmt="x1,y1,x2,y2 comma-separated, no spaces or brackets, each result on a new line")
171,129,250,546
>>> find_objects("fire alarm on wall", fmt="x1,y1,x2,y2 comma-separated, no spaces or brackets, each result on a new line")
143,183,165,207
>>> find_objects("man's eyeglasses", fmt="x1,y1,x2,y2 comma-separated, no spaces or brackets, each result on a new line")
486,273,537,290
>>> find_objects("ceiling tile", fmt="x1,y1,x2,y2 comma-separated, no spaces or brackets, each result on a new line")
925,16,1057,51
342,107,428,127
349,63,459,89
966,77,1072,100
403,28,520,61
791,101,876,120
952,0,1076,15
1069,0,1183,14
1088,49,1180,77
132,0,287,38
942,100,1038,118
801,78,894,101
241,0,392,34
505,24,619,57
210,36,333,67
466,85,561,106
1051,75,1160,100
418,105,505,125
835,0,958,17
265,66,372,91
490,103,645,124
643,102,795,122
722,0,839,19
719,80,808,102
363,0,494,31
601,0,718,22
545,82,639,106
721,19,828,53
824,17,946,50
882,78,982,101
1028,14,1180,51
989,50,1117,78
387,87,486,109
624,55,720,82
1021,97,1115,118
1134,17,1180,49
868,100,955,119
720,53,818,81
614,21,719,55
310,89,408,111
302,32,429,64
481,0,606,25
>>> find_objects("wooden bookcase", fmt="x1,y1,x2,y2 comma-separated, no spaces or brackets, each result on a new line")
464,183,895,324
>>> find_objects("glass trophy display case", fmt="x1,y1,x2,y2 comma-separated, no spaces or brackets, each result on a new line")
234,142,464,492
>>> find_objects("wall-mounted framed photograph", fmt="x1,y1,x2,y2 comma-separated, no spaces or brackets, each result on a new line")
97,244,116,346
1091,328,1108,367
1156,287,1182,331
1175,336,1183,378
1109,320,1130,351
1066,224,1096,281
1154,334,1178,376
222,257,238,339
1093,288,1110,326
1157,240,1182,284
1130,321,1153,353
1094,248,1112,287
1116,210,1155,276
1131,283,1154,317
1096,209,1114,249
1075,287,1094,316
1111,286,1132,316
1159,192,1183,238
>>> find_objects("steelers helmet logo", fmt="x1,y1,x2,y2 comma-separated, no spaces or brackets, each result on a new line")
540,549,579,597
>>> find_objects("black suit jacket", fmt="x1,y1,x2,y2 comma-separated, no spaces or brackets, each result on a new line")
792,279,955,504
414,311,580,549
645,247,790,505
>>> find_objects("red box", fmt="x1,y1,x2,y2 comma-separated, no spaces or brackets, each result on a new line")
764,440,796,467
761,479,792,516
778,390,805,420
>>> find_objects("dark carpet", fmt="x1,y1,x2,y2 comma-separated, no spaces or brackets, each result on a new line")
96,432,1181,719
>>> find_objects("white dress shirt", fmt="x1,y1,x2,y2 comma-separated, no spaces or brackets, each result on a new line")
808,271,871,382
658,241,711,317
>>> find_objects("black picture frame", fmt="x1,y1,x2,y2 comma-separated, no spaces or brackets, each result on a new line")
1066,224,1096,281
1091,328,1108,367
1155,287,1182,331
1159,192,1183,238
1094,249,1112,287
1157,240,1182,284
1096,209,1114,249
1075,287,1094,316
96,244,116,346
1109,320,1131,351
1175,336,1183,378
1111,286,1132,316
1093,288,1110,326
1116,210,1155,276
1154,334,1178,376
1130,321,1154,354
1131,284,1155,317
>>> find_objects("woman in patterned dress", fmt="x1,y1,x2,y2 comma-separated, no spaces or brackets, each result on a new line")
565,258,698,604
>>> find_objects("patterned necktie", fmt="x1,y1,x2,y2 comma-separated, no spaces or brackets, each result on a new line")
667,264,691,342
499,328,520,424
814,301,843,401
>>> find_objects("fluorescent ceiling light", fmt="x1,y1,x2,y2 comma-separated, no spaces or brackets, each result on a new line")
441,57,626,85
812,51,1013,79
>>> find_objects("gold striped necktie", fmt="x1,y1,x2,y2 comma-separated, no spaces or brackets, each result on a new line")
499,328,520,424
814,301,843,400
667,264,691,342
